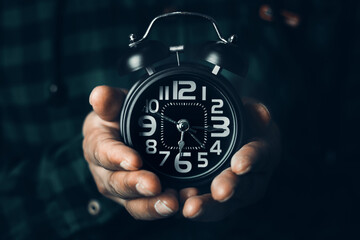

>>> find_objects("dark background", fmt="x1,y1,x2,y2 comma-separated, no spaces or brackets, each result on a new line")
1,0,359,239
141,0,360,238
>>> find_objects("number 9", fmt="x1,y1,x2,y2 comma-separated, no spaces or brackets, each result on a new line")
139,115,156,136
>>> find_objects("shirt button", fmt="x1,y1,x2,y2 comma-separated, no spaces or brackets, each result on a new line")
47,82,68,106
88,199,101,216
49,83,59,93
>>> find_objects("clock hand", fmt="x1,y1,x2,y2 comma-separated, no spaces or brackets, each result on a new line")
178,131,185,157
191,126,224,132
152,112,177,125
152,112,197,134
188,132,205,149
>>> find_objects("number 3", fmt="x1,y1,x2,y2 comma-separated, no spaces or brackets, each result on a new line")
211,116,230,137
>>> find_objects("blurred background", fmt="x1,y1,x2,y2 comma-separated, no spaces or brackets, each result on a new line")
0,0,359,239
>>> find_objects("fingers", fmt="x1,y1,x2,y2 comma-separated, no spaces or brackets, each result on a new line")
181,140,270,220
231,139,269,175
179,187,199,204
180,100,279,222
182,168,238,220
89,85,127,122
109,169,161,198
242,98,272,135
232,98,281,174
183,173,269,221
89,164,161,199
84,86,143,171
182,193,211,219
123,189,179,220
211,168,237,202
83,126,142,171
182,193,232,221
85,85,180,220
90,163,177,220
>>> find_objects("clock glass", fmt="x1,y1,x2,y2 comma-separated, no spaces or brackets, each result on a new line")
120,66,244,187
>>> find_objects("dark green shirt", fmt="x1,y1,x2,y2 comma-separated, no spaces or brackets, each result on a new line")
1,0,359,239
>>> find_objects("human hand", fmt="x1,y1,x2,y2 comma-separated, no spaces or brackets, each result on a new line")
181,99,281,221
82,86,179,220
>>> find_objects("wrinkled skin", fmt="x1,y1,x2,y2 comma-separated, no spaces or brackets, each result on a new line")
82,86,281,221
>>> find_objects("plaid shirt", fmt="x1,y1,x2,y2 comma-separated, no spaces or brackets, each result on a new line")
1,0,359,239
0,1,254,239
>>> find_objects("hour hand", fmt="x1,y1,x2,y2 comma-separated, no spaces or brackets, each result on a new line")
178,131,185,156
152,112,197,133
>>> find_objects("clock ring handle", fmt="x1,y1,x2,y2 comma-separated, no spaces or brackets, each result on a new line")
128,11,228,47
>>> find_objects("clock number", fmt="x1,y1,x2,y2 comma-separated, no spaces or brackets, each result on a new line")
159,151,170,166
173,81,196,100
144,99,159,113
211,99,224,114
211,116,230,137
174,152,192,173
173,81,178,100
138,115,156,136
202,86,206,101
145,139,157,154
198,152,208,168
159,86,169,100
210,140,222,155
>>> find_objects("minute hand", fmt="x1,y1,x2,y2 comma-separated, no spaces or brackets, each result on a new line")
191,126,224,132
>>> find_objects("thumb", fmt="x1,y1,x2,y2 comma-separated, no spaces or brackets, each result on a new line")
89,85,127,122
242,98,271,137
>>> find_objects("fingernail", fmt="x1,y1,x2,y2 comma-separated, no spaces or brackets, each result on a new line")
120,161,134,170
258,103,271,121
219,190,234,203
236,165,251,175
154,200,173,217
188,208,203,219
136,183,155,196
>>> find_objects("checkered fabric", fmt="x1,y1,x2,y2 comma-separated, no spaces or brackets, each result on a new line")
1,0,359,239
0,1,253,239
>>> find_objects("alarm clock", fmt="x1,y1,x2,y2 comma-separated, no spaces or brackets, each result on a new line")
118,12,248,188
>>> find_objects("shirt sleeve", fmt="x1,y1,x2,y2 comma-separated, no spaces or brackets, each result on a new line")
0,134,123,239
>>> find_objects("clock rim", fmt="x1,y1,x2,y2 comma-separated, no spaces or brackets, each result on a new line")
120,64,245,188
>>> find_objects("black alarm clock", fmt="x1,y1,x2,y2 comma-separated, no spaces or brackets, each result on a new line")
118,12,248,188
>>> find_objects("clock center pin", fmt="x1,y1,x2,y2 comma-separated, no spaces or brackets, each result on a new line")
177,119,190,132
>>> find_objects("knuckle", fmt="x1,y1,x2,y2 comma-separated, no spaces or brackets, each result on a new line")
122,175,132,193
84,129,104,165
94,138,110,167
93,144,102,166
83,151,91,164
108,173,124,198
82,136,93,163
82,140,90,161
108,172,135,199
106,143,121,166
256,103,271,123
138,170,157,183
124,202,142,220
145,203,155,219
96,183,108,196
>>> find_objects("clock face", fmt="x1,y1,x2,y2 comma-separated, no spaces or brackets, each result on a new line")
121,66,244,186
